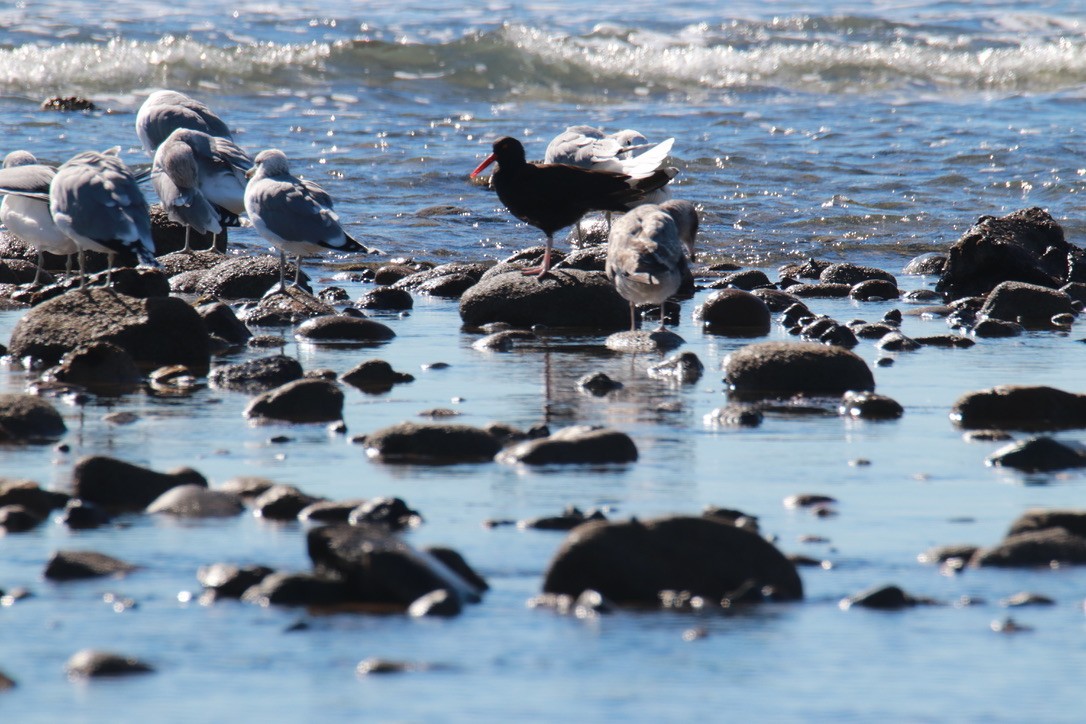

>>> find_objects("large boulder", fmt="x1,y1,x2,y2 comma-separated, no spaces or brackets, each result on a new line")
542,516,803,605
7,288,211,372
693,289,771,336
950,385,1086,431
496,425,638,465
71,455,208,511
208,355,304,393
0,394,67,443
362,422,502,463
723,341,875,399
46,341,142,394
977,281,1077,328
459,268,628,330
244,378,344,423
195,255,309,299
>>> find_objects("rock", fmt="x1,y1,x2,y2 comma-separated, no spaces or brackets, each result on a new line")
472,329,537,351
362,422,502,463
195,255,309,299
973,527,1086,567
917,543,981,565
875,331,921,352
146,485,244,517
850,322,897,340
241,572,351,607
392,262,488,291
60,499,112,529
218,476,276,500
65,650,154,678
340,360,415,392
985,436,1086,473
0,504,43,533
542,515,802,605
577,372,623,395
0,394,67,443
694,289,771,335
348,497,423,531
44,550,136,581
1006,509,1086,539
1000,591,1055,607
800,318,858,348
239,287,333,326
197,563,275,599
7,288,210,372
838,391,904,420
72,455,207,511
709,269,772,291
0,670,14,690
355,286,413,310
840,584,928,610
722,341,875,399
46,341,142,393
704,405,764,428
850,279,899,301
196,302,252,345
252,484,325,520
751,287,803,312
294,315,396,343
978,281,1076,328
950,385,1086,431
820,263,896,286
374,264,420,285
459,268,628,330
298,499,369,523
0,479,69,516
902,252,947,275
778,258,831,280
604,329,685,352
425,547,489,593
971,318,1023,338
936,207,1084,300
209,355,304,393
407,588,462,617
913,334,975,348
307,524,485,608
647,351,704,383
523,505,606,531
783,282,852,298
244,378,344,423
496,425,638,465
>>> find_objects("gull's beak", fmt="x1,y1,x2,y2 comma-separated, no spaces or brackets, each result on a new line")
245,165,256,180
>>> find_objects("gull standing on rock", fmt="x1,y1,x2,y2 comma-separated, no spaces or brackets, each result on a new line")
243,148,370,295
136,90,238,156
152,128,250,253
605,200,698,332
49,150,158,287
0,151,78,284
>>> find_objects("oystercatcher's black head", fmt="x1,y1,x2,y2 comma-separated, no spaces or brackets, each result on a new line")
470,136,527,178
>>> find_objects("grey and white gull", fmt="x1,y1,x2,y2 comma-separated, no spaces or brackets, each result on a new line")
136,90,238,156
0,150,78,284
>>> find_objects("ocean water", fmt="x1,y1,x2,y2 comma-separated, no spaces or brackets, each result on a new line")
2,1,1086,721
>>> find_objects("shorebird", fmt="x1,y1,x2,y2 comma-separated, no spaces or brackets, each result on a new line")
0,151,78,284
605,200,698,332
243,148,370,295
471,136,677,277
136,90,238,156
151,128,250,253
49,149,158,287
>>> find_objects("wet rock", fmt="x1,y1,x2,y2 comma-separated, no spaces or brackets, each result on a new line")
914,334,975,348
522,505,606,531
239,287,333,326
252,484,325,521
604,329,684,352
60,499,112,530
425,547,489,593
218,476,276,500
65,650,154,678
542,515,802,605
307,524,485,608
42,95,96,111
209,355,304,393
197,563,275,599
373,264,419,285
978,281,1076,328
472,329,537,351
1000,591,1055,607
647,351,704,383
841,584,931,610
244,378,344,423
985,436,1086,473
577,372,623,396
294,315,395,343
355,286,413,311
801,318,858,348
723,341,875,399
903,252,947,275
950,385,1086,431
348,497,422,531
157,248,227,275
496,425,638,465
46,341,142,393
407,588,461,617
26,268,172,305
777,302,812,328
0,393,67,443
838,391,904,420
850,279,899,301
779,258,831,280
44,550,137,581
0,670,14,690
783,282,852,298
362,422,502,463
7,288,210,372
971,318,1023,338
784,493,837,509
72,456,207,511
1061,282,1086,306
694,289,771,335
196,301,252,345
973,526,1086,567
195,255,309,299
713,269,773,291
0,504,43,533
751,287,803,312
820,263,896,287
703,405,764,428
459,268,627,330
1006,509,1086,539
392,262,488,293
850,322,897,340
917,543,981,565
298,498,368,523
936,207,1084,300
340,359,415,392
875,331,922,352
241,571,351,607
903,289,944,303
168,269,208,294
146,485,244,517
0,479,69,517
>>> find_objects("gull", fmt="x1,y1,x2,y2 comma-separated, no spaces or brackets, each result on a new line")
243,149,370,295
605,200,698,332
151,128,250,253
136,90,237,156
0,151,78,284
49,150,158,287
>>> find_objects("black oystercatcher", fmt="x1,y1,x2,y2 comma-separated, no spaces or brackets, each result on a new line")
471,136,677,277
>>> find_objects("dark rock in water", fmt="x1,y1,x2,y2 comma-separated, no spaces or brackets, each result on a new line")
218,476,276,500
903,252,948,276
903,289,944,303
0,479,69,517
0,394,67,443
604,328,684,352
195,255,309,299
999,591,1055,607
240,571,351,607
839,391,904,420
197,563,275,599
1061,282,1086,306
496,425,638,465
723,341,875,399
971,318,1023,338
783,282,851,298
0,504,43,533
647,351,704,383
72,455,208,511
523,505,606,531
307,524,485,608
978,281,1076,328
0,669,14,690
158,250,227,278
298,498,368,523
876,331,921,352
713,269,773,291
355,286,413,310
65,650,154,678
294,315,396,343
340,359,415,392
751,287,803,312
802,318,858,349
60,499,112,530
694,289,771,336
460,268,628,330
703,405,764,428
425,547,489,593
850,279,899,301
414,273,478,298
841,584,930,610
986,436,1086,473
393,262,487,291
41,96,96,111
972,526,1086,567
820,263,896,286
374,264,420,285
472,329,537,351
150,205,227,256
46,341,142,393
44,550,137,581
778,302,812,327
950,385,1086,431
348,497,422,531
239,287,333,326
577,372,623,396
196,302,252,345
244,378,344,423
914,334,975,348
146,484,244,517
917,543,981,565
1006,509,1086,539
209,355,303,393
542,515,803,605
407,588,461,617
936,207,1084,301
7,288,210,372
850,322,897,340
252,484,325,521
363,422,502,463
778,258,831,280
